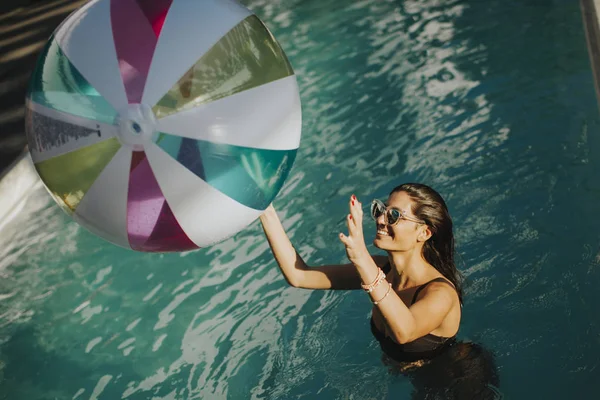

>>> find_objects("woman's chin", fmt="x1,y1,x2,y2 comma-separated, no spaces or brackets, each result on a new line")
373,237,387,249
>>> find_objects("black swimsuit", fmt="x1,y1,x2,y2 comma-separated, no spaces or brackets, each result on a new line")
370,263,457,362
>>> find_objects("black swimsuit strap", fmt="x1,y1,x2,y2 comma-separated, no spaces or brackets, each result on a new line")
411,277,454,305
380,263,455,305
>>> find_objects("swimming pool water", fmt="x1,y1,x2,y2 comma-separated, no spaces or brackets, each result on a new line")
1,0,600,398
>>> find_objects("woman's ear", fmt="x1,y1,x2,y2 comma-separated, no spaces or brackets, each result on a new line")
417,225,432,242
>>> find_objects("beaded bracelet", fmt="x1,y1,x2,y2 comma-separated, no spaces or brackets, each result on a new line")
372,282,392,305
360,268,384,292
361,268,385,292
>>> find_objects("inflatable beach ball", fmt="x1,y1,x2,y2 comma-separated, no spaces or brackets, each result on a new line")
25,0,301,252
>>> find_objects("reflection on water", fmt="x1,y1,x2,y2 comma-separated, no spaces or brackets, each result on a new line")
1,0,600,398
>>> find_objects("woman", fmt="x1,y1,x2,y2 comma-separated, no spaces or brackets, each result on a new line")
260,183,499,397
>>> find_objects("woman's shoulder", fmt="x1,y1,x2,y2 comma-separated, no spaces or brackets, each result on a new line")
415,275,458,305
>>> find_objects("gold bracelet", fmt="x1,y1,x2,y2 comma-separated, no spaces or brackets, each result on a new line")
372,282,392,305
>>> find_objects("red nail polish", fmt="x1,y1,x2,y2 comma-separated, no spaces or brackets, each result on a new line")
352,200,355,206
349,215,352,220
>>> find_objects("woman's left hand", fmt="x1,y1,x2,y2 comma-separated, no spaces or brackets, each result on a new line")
339,195,370,267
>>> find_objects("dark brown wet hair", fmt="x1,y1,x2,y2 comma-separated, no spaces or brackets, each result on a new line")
390,183,464,304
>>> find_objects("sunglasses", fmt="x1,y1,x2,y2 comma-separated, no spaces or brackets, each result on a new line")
370,199,425,226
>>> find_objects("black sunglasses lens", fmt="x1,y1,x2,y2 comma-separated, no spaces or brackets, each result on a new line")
388,209,400,225
371,202,383,219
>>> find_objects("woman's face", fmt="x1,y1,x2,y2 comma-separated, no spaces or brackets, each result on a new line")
373,191,425,251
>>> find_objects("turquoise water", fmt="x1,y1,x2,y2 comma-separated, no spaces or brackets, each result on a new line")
2,0,600,398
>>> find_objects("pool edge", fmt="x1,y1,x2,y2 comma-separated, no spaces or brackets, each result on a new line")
581,0,600,112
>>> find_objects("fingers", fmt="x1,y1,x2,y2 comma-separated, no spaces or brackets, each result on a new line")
346,213,356,233
348,194,363,232
343,195,364,243
339,232,349,246
339,232,358,249
349,194,363,220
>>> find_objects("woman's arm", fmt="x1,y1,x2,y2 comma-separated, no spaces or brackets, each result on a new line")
357,256,455,343
259,204,387,290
